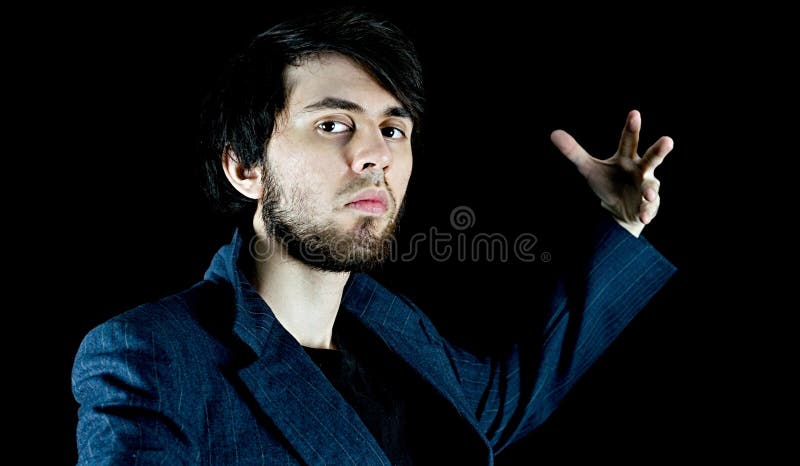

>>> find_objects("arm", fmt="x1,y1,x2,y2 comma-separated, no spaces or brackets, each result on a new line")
72,319,189,465
443,111,676,450
444,218,676,451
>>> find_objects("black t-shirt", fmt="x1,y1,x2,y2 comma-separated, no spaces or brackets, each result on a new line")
304,312,414,465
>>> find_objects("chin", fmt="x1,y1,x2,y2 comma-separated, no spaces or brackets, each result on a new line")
342,212,384,229
362,215,395,232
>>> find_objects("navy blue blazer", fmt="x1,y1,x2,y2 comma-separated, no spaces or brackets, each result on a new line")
72,219,675,465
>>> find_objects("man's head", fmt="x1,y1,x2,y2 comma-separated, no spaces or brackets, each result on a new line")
200,10,424,271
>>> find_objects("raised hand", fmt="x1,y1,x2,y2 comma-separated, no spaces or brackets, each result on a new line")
550,110,673,238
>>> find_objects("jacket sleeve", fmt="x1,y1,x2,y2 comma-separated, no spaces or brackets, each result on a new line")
72,317,190,465
439,218,677,452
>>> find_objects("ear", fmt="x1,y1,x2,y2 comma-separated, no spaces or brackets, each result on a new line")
221,146,262,200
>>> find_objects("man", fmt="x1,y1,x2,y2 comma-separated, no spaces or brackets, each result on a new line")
72,9,676,465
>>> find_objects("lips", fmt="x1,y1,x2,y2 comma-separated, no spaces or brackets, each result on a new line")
345,189,389,215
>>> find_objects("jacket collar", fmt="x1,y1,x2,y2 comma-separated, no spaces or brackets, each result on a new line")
201,229,447,360
203,229,491,464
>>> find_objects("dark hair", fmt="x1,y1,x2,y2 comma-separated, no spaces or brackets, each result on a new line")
200,9,425,215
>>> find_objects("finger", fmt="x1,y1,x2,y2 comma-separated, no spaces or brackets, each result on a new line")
641,136,674,173
551,129,592,174
617,110,641,159
641,178,661,202
639,194,660,225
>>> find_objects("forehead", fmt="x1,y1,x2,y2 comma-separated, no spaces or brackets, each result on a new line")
284,53,403,113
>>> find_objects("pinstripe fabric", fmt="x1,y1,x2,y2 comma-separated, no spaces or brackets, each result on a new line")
72,218,675,464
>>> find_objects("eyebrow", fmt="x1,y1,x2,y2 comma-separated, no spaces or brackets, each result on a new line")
303,97,412,120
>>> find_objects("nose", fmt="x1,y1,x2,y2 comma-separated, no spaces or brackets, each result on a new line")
346,126,392,174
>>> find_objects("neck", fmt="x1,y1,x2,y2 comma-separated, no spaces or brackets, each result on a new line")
250,228,350,350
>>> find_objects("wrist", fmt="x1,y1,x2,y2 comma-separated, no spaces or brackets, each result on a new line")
613,217,644,238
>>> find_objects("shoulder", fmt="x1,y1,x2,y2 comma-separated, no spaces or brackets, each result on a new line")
73,279,234,379
90,280,226,340
71,281,237,458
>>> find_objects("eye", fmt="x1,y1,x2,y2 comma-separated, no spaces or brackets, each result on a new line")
381,127,406,139
318,120,351,133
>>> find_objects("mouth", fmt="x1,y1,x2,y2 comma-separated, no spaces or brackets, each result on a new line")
345,188,390,215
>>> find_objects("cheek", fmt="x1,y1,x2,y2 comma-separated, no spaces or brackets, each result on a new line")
275,159,327,204
269,132,345,198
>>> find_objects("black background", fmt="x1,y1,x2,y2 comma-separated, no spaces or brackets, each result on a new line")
31,3,791,463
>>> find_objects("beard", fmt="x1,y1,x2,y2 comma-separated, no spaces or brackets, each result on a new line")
258,164,403,273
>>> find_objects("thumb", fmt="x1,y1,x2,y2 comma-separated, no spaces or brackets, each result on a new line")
551,130,591,174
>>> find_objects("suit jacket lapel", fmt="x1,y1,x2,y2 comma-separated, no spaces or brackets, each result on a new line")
236,328,391,465
342,274,471,417
342,274,492,463
225,259,389,464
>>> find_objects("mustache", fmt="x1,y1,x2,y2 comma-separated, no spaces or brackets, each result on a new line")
337,171,396,208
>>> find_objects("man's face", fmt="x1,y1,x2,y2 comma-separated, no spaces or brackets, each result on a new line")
259,53,414,271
